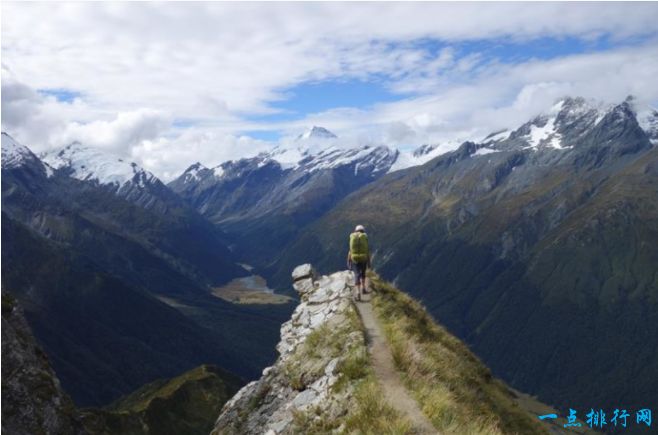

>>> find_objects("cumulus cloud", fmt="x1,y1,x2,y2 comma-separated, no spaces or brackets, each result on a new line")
131,130,271,181
285,41,658,148
59,109,172,154
1,72,171,155
2,2,658,178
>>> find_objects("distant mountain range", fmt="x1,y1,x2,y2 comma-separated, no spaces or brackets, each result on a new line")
168,126,400,269
2,95,656,415
1,133,292,406
263,96,658,412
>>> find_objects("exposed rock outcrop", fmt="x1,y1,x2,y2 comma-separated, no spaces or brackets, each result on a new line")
212,265,366,434
1,293,87,435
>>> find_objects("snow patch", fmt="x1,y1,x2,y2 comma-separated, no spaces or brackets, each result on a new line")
473,147,498,156
265,146,306,170
184,164,207,182
525,117,557,148
301,146,390,173
213,165,225,178
548,135,569,149
389,142,457,172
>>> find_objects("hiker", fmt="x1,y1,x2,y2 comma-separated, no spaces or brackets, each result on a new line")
347,224,371,301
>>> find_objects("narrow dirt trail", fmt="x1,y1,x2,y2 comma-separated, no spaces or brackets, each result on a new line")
355,292,438,434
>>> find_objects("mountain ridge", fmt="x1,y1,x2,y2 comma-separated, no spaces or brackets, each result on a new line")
1,135,291,406
262,96,658,415
212,265,576,434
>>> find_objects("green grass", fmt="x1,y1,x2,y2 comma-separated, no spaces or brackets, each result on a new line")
343,374,415,435
369,273,550,435
287,303,415,434
82,365,242,435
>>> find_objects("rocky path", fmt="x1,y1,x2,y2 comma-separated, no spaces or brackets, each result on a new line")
355,291,438,434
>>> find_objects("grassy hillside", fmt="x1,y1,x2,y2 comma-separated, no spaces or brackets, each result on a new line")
369,273,595,434
81,365,242,435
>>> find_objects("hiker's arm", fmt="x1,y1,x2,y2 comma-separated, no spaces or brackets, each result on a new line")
346,251,352,268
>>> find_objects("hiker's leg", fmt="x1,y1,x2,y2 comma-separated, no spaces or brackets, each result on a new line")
359,263,366,297
352,263,361,300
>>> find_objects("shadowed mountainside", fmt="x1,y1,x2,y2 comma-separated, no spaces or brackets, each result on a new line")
266,98,658,413
1,134,292,406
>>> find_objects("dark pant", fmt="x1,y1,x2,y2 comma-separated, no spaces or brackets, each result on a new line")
352,261,367,285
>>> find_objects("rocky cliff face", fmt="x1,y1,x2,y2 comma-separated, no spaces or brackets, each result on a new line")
1,293,87,435
211,265,366,434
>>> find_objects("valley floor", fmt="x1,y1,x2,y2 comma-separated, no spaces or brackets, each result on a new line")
212,273,294,305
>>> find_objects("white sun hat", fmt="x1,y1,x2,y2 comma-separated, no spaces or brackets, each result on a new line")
355,224,366,232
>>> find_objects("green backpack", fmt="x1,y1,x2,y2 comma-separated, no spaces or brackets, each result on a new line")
350,232,369,263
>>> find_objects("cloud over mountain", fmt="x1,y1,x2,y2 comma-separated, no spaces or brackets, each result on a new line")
2,2,657,180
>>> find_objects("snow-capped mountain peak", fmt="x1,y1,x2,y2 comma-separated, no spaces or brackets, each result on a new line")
297,126,337,140
2,132,35,169
43,142,158,188
493,96,611,152
178,162,211,184
1,132,54,176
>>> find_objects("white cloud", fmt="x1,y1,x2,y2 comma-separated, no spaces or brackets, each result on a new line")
1,71,171,154
2,2,658,179
131,129,271,182
282,41,658,148
58,109,172,154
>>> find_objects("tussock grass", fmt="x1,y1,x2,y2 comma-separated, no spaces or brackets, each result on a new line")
370,273,549,435
344,374,415,435
289,303,414,434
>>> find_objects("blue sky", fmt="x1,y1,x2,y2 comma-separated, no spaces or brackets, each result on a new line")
2,2,658,179
37,88,83,103
264,79,403,121
238,32,655,141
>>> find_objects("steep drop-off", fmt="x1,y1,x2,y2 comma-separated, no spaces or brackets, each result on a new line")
1,293,87,435
268,98,658,412
212,265,570,434
1,133,291,406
